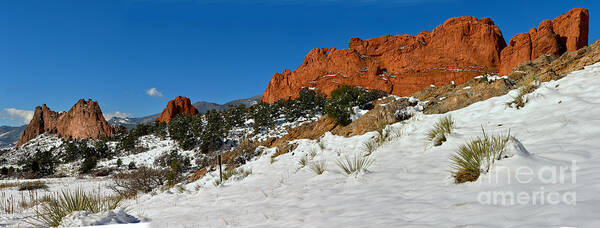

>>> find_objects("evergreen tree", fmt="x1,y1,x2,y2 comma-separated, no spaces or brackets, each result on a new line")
325,85,387,126
168,114,198,150
153,120,168,139
251,102,275,131
224,104,247,128
25,149,56,176
201,110,226,153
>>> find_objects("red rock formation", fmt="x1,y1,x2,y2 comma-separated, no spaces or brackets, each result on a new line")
262,16,507,103
156,96,199,123
499,8,589,75
262,7,589,103
17,99,117,147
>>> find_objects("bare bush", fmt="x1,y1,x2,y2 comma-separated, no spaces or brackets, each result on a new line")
108,167,168,197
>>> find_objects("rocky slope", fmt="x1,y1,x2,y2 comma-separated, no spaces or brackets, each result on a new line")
156,96,199,123
261,7,589,103
16,99,116,147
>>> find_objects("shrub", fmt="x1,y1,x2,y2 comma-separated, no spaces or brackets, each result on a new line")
426,115,454,146
450,130,511,183
309,160,327,175
128,161,136,170
116,158,123,167
109,167,168,197
79,156,98,174
154,150,191,186
23,150,57,176
296,87,326,116
29,189,122,227
336,155,375,176
18,181,48,191
324,85,387,126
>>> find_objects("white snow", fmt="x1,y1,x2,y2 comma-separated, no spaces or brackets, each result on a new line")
4,62,600,227
115,63,600,227
59,209,144,227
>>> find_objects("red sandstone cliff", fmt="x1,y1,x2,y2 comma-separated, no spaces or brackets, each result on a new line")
261,8,589,103
499,7,589,75
156,96,199,123
17,99,117,147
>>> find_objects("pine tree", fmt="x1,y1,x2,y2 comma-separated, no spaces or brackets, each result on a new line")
201,110,226,153
251,102,275,131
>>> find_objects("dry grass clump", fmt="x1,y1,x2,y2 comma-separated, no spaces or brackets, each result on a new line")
29,188,123,227
0,181,48,191
426,115,455,146
450,130,511,183
213,167,252,186
18,181,49,191
336,155,374,176
309,160,327,175
1,190,46,214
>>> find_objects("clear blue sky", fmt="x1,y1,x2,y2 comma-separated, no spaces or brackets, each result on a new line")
0,0,598,126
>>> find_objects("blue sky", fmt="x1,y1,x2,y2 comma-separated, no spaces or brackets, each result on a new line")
0,0,598,126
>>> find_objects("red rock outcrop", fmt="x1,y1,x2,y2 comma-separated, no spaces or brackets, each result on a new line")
499,8,589,75
262,16,507,103
262,8,589,103
156,96,199,123
17,99,117,147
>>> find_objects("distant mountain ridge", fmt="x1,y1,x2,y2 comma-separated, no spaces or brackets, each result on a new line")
108,95,261,129
0,125,27,149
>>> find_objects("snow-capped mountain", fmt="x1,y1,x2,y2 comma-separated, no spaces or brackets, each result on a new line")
0,125,26,149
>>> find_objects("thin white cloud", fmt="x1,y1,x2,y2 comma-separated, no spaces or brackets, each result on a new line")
146,88,164,98
103,111,130,120
1,108,34,124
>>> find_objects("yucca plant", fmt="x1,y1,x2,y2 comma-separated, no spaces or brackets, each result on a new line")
361,138,378,156
426,115,455,146
214,167,252,186
309,160,327,175
298,156,309,168
29,189,123,227
507,79,539,109
336,155,374,176
450,130,511,183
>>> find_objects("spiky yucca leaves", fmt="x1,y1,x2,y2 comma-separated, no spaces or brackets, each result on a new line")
298,156,309,168
29,189,123,227
214,167,252,186
361,138,378,156
426,115,455,146
450,130,511,183
309,160,327,175
336,155,375,176
507,79,539,109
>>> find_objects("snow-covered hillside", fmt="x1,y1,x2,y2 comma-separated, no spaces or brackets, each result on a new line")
3,63,600,227
118,63,600,227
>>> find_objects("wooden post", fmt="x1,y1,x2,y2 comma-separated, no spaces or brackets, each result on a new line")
218,154,223,183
